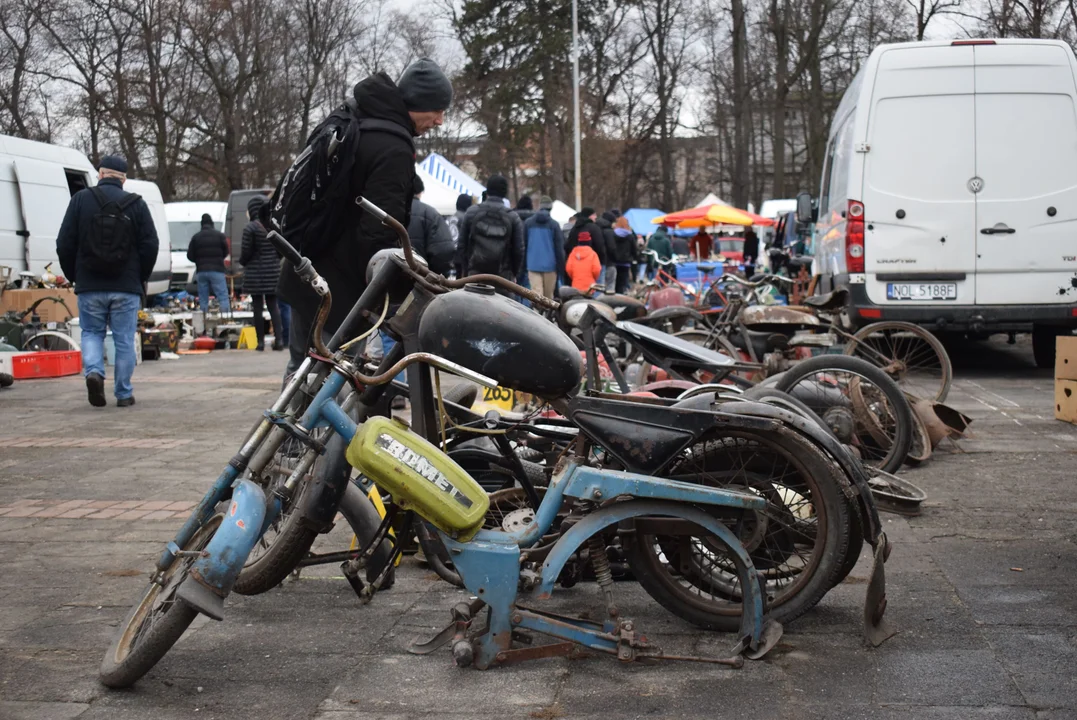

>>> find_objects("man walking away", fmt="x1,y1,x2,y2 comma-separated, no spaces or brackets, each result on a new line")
565,207,606,277
671,232,690,257
241,196,283,351
612,215,636,293
187,213,231,318
447,193,472,250
56,154,158,408
456,174,524,282
646,225,673,279
515,195,535,224
598,211,619,289
565,229,602,292
743,228,760,278
277,57,453,376
524,195,566,299
408,175,455,275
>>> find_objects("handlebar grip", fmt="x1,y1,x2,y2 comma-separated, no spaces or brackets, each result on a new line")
356,196,388,221
266,230,303,267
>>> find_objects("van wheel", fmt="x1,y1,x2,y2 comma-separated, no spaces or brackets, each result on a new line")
1032,325,1063,369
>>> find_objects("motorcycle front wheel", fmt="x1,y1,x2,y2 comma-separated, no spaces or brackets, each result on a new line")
99,513,224,688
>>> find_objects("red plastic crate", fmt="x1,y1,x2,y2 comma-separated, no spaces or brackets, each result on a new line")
11,351,82,379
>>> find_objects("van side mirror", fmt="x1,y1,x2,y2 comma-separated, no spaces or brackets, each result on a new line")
796,191,813,224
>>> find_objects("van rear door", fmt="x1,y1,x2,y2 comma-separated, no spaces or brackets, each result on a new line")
862,45,977,305
11,158,80,275
973,42,1077,305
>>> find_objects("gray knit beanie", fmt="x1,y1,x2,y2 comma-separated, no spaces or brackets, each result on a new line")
398,58,453,112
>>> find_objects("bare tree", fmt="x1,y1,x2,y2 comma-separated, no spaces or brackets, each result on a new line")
906,0,964,39
0,0,53,139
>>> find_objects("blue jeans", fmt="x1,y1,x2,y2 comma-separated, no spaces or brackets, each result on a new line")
78,292,140,400
196,271,231,315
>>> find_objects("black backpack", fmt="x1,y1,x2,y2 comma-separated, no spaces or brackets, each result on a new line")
86,187,140,276
268,98,413,259
468,204,513,274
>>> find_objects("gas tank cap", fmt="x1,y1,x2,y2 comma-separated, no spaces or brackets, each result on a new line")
464,283,496,296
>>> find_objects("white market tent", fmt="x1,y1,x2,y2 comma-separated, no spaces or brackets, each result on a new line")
414,164,459,215
420,153,485,198
549,200,575,226
695,193,729,207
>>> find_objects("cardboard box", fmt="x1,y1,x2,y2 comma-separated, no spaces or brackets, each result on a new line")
1055,378,1077,423
0,288,78,323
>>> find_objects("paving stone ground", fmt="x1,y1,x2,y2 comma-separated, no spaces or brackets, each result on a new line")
0,337,1074,720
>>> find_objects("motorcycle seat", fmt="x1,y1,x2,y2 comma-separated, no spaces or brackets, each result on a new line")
803,288,849,312
618,321,735,367
730,329,786,360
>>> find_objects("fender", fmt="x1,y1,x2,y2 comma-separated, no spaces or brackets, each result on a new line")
718,400,883,543
176,478,267,621
534,499,767,651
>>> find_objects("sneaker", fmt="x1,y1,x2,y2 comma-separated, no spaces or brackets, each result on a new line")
117,396,136,407
86,373,106,407
255,344,265,352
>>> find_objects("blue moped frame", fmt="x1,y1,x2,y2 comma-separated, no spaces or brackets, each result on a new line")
168,365,777,665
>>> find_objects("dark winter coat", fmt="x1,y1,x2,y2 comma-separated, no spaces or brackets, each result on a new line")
596,216,618,267
672,236,690,257
455,196,525,280
277,71,416,332
408,197,455,275
56,176,159,296
240,219,281,294
613,228,636,265
565,216,606,267
186,221,229,274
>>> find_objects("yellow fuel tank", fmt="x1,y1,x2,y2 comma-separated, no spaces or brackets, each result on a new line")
346,417,489,541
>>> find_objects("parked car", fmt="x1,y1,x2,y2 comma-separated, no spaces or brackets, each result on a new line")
0,134,170,296
807,39,1077,367
165,201,228,292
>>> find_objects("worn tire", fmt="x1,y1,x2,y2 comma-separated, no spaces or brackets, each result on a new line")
99,514,223,688
774,354,913,475
623,425,852,631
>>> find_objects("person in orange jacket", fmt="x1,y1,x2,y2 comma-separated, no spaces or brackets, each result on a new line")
566,230,602,292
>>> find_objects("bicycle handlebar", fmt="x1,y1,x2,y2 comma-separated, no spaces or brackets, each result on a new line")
715,273,794,289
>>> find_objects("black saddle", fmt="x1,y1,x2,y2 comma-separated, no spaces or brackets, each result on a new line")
802,287,849,312
696,264,717,274
731,329,788,359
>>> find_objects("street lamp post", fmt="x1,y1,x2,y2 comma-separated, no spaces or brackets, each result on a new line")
572,0,582,212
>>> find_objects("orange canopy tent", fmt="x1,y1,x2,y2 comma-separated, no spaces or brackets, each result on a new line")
655,204,775,228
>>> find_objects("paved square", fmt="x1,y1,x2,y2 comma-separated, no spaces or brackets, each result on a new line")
0,338,1074,719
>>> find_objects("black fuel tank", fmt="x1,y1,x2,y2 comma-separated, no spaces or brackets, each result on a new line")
418,285,583,398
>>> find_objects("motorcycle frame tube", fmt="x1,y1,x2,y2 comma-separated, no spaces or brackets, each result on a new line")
154,356,318,572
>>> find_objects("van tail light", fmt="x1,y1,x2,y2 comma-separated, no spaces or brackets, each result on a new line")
951,40,996,46
845,200,865,273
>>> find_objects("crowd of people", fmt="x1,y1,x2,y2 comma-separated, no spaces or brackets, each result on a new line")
405,179,762,300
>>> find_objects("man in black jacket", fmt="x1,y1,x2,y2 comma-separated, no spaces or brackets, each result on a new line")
56,154,158,408
407,175,454,275
278,58,452,375
597,211,619,289
186,213,231,316
456,174,525,283
565,207,606,284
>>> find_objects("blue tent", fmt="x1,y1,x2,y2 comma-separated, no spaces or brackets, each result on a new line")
624,207,695,237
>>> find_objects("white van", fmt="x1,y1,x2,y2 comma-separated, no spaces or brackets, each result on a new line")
0,134,170,295
165,201,229,290
124,179,172,297
811,39,1077,366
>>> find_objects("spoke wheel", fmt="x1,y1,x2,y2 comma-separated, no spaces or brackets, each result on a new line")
100,513,224,688
624,426,851,631
845,321,952,402
775,354,913,474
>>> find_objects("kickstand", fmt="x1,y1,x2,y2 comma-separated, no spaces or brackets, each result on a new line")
408,598,485,656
